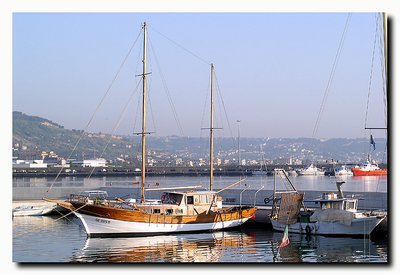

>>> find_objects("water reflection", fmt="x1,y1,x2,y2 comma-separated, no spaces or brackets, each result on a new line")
13,176,107,188
268,232,388,263
13,215,86,262
12,215,387,263
72,230,258,263
13,175,387,193
69,227,387,263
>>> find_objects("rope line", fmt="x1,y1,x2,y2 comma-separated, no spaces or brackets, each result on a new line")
13,202,89,238
148,35,184,136
365,14,379,129
200,77,210,137
149,26,211,66
215,72,234,139
312,13,351,138
45,28,143,195
87,81,142,179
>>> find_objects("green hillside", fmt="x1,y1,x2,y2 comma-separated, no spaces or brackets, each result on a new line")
12,111,139,162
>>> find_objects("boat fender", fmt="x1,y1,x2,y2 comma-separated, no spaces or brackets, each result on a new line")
305,225,312,235
264,197,270,204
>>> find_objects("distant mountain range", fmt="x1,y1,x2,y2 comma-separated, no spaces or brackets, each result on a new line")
12,111,388,164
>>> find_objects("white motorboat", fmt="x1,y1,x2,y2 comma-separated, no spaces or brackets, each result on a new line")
13,204,56,217
297,164,325,176
270,169,385,236
334,165,353,176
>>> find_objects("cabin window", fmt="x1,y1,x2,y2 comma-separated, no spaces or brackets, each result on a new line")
166,209,173,215
187,196,194,205
321,201,343,210
200,195,208,204
346,201,356,210
153,209,161,214
163,194,181,205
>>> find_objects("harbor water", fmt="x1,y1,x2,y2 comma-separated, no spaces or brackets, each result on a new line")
12,175,388,263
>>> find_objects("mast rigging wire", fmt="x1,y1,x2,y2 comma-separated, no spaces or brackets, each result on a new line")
45,28,143,195
87,81,142,179
148,34,184,136
215,72,234,140
312,13,351,138
365,13,388,165
364,14,379,130
149,26,211,66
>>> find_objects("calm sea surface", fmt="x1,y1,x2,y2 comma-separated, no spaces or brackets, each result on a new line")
12,175,388,263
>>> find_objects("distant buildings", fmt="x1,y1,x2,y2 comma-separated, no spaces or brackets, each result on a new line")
12,137,388,171
71,158,107,168
13,149,108,169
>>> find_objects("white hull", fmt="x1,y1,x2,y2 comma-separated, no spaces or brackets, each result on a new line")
75,212,251,237
12,206,55,217
252,171,269,176
271,216,384,236
298,171,325,176
297,164,325,176
335,172,353,176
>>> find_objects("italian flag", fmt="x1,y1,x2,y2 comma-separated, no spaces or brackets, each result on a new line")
279,225,290,248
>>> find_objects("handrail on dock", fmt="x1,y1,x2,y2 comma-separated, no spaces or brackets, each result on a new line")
254,186,265,207
239,186,250,207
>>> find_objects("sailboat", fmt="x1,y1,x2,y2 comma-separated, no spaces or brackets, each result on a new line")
270,169,385,236
252,144,269,176
353,13,388,177
45,22,256,237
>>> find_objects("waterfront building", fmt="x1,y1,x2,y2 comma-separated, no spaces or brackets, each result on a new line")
72,158,107,167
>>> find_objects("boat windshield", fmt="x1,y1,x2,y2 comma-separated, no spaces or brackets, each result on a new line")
161,193,183,205
78,190,108,199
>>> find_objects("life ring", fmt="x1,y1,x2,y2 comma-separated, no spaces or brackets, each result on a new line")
161,194,165,202
305,225,312,235
264,197,270,204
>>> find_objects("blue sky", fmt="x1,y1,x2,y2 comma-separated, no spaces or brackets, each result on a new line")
13,12,388,138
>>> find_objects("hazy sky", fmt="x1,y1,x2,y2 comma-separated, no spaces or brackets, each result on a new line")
13,12,388,139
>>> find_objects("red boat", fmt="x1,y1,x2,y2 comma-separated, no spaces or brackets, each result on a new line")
351,160,387,176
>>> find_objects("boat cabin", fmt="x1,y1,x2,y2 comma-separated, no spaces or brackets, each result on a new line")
313,192,358,213
70,190,109,205
138,190,223,216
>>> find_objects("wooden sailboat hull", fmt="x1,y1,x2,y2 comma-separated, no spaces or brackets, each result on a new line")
76,211,253,237
52,200,256,237
271,216,385,236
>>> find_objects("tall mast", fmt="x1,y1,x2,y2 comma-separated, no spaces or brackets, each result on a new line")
209,64,214,191
382,13,388,164
383,12,387,84
140,22,148,203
